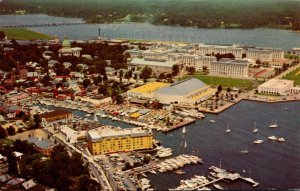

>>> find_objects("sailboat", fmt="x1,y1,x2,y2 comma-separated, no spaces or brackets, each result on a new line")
253,122,258,133
182,126,186,134
225,122,231,133
93,114,98,122
183,141,187,149
253,133,264,144
269,120,278,128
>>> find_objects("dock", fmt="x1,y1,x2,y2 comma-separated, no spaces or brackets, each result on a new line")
161,118,195,133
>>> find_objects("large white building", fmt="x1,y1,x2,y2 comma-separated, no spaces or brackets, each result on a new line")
154,78,216,104
130,57,181,76
196,44,244,58
181,54,216,71
210,59,249,78
257,79,294,95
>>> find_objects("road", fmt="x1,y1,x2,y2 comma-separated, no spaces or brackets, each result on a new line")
273,63,300,79
43,127,113,191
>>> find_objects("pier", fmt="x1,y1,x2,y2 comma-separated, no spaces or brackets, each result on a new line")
0,22,88,29
161,118,195,133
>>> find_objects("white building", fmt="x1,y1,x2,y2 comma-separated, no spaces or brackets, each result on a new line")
58,37,82,57
210,59,249,78
130,57,181,76
258,79,294,95
244,49,272,62
154,78,216,104
196,44,243,58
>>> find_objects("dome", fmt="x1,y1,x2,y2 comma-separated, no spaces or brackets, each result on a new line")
62,36,71,48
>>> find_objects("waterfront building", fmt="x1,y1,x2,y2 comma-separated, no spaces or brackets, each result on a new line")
258,79,294,95
244,49,272,62
210,58,249,78
58,37,82,57
39,110,72,124
154,78,216,104
86,127,153,155
127,82,169,99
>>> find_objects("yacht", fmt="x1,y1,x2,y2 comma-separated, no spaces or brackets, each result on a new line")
209,120,216,123
269,120,278,128
268,135,277,141
183,141,187,149
182,126,186,134
277,137,285,142
174,169,185,175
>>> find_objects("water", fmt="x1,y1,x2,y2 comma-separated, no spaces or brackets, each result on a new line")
39,100,300,189
1,14,300,50
152,100,300,190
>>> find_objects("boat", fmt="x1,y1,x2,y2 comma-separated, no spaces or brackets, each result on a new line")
174,169,185,175
225,122,231,133
253,139,264,144
240,150,249,154
268,135,277,141
213,183,224,190
93,114,98,122
253,122,258,133
209,120,216,123
277,137,285,142
182,126,186,134
183,141,187,149
284,107,289,110
269,120,278,128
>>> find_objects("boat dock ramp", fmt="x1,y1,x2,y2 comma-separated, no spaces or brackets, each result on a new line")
169,165,259,190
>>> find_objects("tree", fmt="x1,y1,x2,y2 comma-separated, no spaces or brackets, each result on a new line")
7,126,16,136
119,70,124,83
227,87,231,92
217,85,223,92
41,74,51,86
158,73,166,80
0,126,7,139
172,64,180,76
0,31,5,40
140,66,152,79
82,79,91,88
186,66,196,75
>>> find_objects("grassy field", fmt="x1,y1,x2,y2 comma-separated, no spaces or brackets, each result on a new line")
282,67,300,85
2,28,53,40
0,138,14,147
187,74,255,88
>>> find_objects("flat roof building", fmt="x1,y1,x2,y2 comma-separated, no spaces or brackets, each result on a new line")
210,58,249,78
86,127,153,155
258,79,294,96
154,78,216,104
127,82,170,99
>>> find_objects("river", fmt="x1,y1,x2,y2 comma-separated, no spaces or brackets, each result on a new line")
39,100,300,190
1,14,300,50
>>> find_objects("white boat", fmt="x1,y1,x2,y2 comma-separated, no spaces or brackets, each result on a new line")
225,122,231,133
182,126,186,134
209,120,216,123
213,183,224,190
240,150,249,154
284,107,289,110
253,139,264,144
277,137,285,142
93,114,98,122
183,141,187,149
268,135,277,141
269,120,278,128
253,122,258,133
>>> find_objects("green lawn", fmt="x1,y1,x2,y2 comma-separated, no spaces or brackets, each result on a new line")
187,74,255,88
282,67,300,85
0,138,14,147
2,28,53,40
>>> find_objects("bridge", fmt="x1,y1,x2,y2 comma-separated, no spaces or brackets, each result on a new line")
0,22,89,29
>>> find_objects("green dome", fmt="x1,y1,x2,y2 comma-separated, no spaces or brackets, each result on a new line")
62,36,71,48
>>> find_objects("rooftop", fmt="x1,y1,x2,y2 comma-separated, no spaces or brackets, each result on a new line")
87,127,152,142
155,78,208,96
260,79,294,88
128,82,169,94
39,110,72,119
27,137,56,150
130,57,176,68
